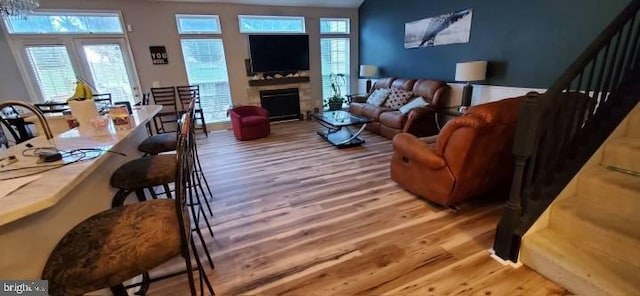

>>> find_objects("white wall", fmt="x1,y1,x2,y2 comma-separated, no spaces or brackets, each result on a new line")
0,0,358,113
0,32,30,101
449,83,546,106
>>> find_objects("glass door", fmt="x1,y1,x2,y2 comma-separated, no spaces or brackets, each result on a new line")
74,38,139,105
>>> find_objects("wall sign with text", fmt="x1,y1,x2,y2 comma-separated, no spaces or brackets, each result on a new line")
149,46,169,65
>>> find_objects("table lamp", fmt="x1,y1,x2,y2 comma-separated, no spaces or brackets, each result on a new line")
455,61,487,113
359,65,379,93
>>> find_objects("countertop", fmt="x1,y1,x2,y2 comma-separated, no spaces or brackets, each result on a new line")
0,105,161,226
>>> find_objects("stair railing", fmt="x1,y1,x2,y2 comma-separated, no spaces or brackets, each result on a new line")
494,0,640,262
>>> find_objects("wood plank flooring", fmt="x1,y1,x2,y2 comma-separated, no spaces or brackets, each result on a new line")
147,121,569,295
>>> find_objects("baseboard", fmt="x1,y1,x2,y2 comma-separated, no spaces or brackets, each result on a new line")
488,248,523,268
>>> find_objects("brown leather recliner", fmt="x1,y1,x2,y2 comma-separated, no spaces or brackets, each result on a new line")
389,96,526,206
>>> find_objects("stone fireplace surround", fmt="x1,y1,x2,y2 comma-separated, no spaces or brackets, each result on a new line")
245,80,318,120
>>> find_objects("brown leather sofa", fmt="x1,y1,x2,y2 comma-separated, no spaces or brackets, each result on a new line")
389,96,526,206
349,78,450,139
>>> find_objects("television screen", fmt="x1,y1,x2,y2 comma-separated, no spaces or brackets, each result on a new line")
249,34,310,73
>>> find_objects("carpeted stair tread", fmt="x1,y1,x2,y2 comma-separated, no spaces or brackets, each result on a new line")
521,229,640,296
628,108,640,138
627,106,640,138
553,189,640,241
602,137,640,173
578,166,640,202
551,192,640,267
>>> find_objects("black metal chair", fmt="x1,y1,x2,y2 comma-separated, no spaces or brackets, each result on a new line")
93,93,112,104
93,93,113,112
0,119,12,148
41,109,214,296
34,102,69,114
177,85,208,136
1,106,35,144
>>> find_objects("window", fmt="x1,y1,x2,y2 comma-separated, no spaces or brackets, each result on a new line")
4,12,123,34
320,39,350,104
24,45,77,102
320,18,350,34
320,18,351,108
176,15,221,34
177,14,232,123
3,11,140,104
81,43,134,103
238,15,305,33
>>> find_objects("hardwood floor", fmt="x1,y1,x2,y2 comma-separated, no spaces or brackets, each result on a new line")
147,121,569,295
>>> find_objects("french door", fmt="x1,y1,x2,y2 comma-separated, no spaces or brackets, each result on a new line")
74,39,139,104
17,38,140,104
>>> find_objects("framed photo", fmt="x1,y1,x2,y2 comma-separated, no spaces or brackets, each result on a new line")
405,8,473,49
149,46,169,65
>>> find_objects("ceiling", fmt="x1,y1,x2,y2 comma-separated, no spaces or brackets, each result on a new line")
147,0,364,8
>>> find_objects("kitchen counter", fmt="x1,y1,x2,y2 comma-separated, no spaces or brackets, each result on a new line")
0,105,161,278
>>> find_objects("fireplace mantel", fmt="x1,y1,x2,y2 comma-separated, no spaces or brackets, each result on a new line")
248,77,310,87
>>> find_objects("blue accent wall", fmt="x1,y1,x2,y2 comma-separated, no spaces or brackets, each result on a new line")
359,0,631,88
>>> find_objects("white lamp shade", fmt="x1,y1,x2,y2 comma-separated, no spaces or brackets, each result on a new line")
455,61,487,82
359,65,378,78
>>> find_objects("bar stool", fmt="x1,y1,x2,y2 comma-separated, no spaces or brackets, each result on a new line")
150,87,180,134
109,105,215,270
110,154,177,206
177,85,208,136
135,131,214,218
136,96,215,218
41,113,214,296
138,132,177,156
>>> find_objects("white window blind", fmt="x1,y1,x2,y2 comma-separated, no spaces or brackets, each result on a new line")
180,39,232,123
25,45,77,102
238,15,305,33
82,44,133,103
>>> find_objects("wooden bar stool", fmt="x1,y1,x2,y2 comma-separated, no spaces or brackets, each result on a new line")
42,112,214,295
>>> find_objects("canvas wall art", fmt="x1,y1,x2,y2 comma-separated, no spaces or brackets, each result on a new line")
404,8,473,49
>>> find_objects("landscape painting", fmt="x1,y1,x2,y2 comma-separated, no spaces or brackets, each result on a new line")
404,8,473,49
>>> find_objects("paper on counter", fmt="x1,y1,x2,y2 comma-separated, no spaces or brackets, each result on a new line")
0,175,42,199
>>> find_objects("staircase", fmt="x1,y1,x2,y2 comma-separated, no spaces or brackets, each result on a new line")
491,0,640,294
520,103,640,296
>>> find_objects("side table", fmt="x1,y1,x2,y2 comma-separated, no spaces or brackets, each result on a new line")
435,106,464,131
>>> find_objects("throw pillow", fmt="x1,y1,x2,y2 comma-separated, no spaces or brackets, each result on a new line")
399,96,429,114
365,88,391,107
384,88,414,110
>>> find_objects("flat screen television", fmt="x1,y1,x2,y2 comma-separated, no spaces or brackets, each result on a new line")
248,34,310,73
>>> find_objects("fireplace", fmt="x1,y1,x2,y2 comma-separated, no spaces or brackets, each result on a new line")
259,88,301,121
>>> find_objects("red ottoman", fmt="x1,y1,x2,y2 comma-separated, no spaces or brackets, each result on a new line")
229,106,270,140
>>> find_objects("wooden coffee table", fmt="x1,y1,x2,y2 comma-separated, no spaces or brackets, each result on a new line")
311,110,372,148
